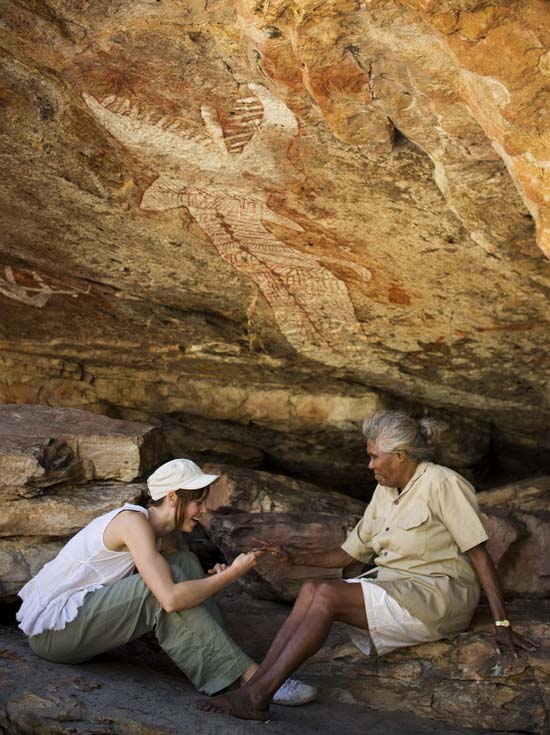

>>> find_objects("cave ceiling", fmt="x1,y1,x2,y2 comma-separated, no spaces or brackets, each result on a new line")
0,0,549,488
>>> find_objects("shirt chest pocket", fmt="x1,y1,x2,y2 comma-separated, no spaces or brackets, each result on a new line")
390,501,430,558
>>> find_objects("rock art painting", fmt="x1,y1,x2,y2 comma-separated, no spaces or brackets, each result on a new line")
0,266,91,309
82,84,371,362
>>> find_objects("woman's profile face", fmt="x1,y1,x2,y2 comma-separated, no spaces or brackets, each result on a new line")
367,439,402,488
179,496,207,533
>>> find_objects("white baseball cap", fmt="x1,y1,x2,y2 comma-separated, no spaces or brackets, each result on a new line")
147,459,219,501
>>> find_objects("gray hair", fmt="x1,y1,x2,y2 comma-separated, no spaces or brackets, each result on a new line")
362,410,442,462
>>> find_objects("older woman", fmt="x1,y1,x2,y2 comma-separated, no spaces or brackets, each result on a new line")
200,410,538,721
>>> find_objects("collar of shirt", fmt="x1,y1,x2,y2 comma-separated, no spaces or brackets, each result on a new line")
383,461,430,501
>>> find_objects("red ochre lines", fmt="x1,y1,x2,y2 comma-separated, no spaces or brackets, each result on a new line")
223,97,264,154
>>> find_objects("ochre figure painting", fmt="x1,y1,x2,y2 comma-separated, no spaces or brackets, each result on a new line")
83,84,371,361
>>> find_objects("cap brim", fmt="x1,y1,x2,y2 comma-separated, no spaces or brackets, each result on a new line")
174,473,219,491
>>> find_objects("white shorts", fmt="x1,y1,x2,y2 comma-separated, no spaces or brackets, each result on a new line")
344,577,441,656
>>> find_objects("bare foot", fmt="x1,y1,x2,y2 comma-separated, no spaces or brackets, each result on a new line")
196,690,270,721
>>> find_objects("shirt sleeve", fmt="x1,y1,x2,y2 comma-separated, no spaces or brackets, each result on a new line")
341,491,379,563
435,471,489,553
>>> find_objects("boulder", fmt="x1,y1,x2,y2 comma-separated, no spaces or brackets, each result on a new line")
481,509,550,598
478,478,550,598
203,464,366,516
481,510,524,566
0,434,84,500
200,465,365,599
306,599,549,735
0,482,146,538
208,511,359,601
0,405,166,602
0,537,64,600
0,404,168,498
478,476,550,512
0,480,146,601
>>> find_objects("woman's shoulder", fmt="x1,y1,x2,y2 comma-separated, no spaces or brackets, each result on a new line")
423,462,467,481
103,504,155,553
82,504,150,539
422,463,477,500
107,504,151,531
120,503,149,517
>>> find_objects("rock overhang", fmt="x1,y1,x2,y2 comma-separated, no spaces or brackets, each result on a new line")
0,0,548,483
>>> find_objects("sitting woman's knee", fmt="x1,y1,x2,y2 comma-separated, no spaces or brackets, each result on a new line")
298,578,323,598
166,550,204,582
169,563,187,584
312,581,338,612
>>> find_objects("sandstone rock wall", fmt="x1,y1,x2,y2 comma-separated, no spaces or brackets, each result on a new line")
0,405,166,600
479,477,550,599
0,404,167,496
0,0,548,488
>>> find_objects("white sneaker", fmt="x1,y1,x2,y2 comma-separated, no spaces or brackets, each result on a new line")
272,678,318,706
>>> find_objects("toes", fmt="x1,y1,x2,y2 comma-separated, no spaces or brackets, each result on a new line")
208,705,231,716
195,701,216,712
195,695,271,722
196,700,228,715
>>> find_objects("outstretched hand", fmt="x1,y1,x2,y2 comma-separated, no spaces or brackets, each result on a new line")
495,625,539,666
250,537,293,563
229,550,268,577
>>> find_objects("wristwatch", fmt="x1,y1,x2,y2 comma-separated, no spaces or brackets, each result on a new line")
494,619,511,627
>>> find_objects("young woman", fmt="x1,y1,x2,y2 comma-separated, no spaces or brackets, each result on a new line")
17,458,315,703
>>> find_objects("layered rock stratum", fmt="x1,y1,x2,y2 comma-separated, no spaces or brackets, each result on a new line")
0,405,166,600
0,0,548,492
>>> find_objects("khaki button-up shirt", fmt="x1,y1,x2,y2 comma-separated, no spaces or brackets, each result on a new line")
341,462,489,635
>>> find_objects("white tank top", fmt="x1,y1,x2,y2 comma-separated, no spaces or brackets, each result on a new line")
17,503,149,637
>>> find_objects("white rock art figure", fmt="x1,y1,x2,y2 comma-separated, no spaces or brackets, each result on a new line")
0,266,91,309
83,84,371,360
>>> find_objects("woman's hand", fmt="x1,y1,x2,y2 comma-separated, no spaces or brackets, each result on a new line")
249,538,356,569
207,562,227,575
495,625,539,663
250,537,293,563
467,543,539,665
229,550,265,577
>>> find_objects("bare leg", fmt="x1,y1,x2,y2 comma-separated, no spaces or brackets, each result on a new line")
226,580,321,692
246,579,321,686
198,580,323,719
198,580,367,720
240,663,258,683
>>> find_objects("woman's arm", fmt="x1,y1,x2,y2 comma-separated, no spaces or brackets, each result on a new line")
467,542,538,659
250,538,355,569
115,512,261,613
288,547,356,568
